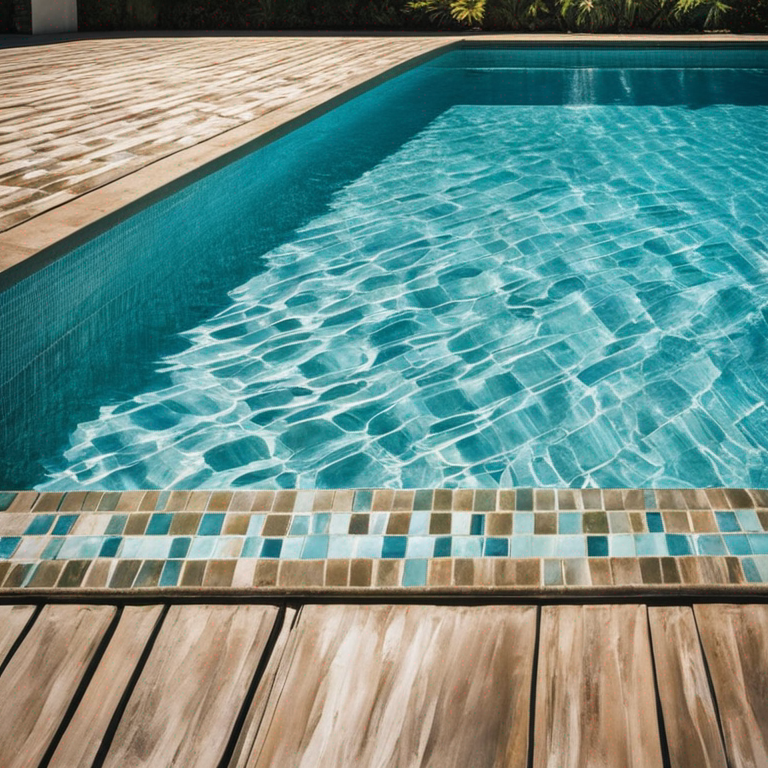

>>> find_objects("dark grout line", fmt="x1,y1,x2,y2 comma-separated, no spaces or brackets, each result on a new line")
0,602,42,679
217,601,289,768
526,604,542,768
38,605,125,768
646,606,672,768
90,603,170,768
691,606,731,765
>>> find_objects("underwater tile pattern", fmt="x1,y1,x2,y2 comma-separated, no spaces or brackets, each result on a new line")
34,98,768,490
1,488,767,591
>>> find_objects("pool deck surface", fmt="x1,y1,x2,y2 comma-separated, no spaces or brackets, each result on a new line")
1,598,767,766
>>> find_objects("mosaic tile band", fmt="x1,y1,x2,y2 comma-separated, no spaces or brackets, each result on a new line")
2,488,768,591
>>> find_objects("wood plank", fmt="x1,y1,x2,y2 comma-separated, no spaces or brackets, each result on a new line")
0,604,35,666
533,604,662,768
246,604,537,768
102,603,279,768
228,606,298,768
48,605,165,768
648,606,727,768
0,604,116,768
694,604,768,767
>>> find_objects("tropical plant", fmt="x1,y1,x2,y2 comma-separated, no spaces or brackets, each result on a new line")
674,0,730,27
406,0,487,26
557,0,656,30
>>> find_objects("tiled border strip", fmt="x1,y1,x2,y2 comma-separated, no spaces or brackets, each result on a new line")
2,489,768,593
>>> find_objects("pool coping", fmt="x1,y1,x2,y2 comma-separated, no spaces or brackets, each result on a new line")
3,488,768,594
1,33,767,288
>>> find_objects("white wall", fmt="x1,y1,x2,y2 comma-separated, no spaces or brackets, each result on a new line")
31,0,77,33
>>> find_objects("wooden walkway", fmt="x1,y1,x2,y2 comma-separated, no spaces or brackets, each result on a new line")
0,599,766,766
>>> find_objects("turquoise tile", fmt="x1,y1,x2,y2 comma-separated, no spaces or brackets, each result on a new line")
736,509,762,532
0,537,21,559
509,535,533,558
531,535,556,557
406,536,434,558
587,536,608,557
696,534,727,556
402,559,427,587
24,515,55,535
147,513,172,535
646,512,663,533
281,537,304,559
155,491,171,510
41,538,64,560
241,537,263,558
167,537,190,558
290,515,310,535
312,513,330,534
557,536,585,558
0,492,16,511
159,560,182,587
409,512,429,535
356,535,383,559
327,535,355,558
302,535,329,559
370,513,388,535
558,513,581,535
666,534,692,556
261,539,282,558
610,534,635,557
199,513,224,536
725,534,751,555
635,533,667,556
188,537,216,559
246,515,265,536
329,514,351,534
748,534,768,555
452,513,471,535
382,536,407,558
751,555,768,582
119,538,144,559
99,537,121,558
52,515,78,535
470,514,485,535
413,490,433,510
453,536,483,558
58,536,102,560
715,511,740,532
105,514,127,535
353,490,372,511
515,513,534,534
644,490,656,509
485,538,509,557
741,557,763,583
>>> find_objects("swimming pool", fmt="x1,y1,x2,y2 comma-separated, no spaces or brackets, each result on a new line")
2,46,768,491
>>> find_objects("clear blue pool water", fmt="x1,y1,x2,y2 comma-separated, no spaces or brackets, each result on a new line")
2,47,768,490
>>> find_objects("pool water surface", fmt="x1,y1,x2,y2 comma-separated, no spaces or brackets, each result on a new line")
2,47,768,490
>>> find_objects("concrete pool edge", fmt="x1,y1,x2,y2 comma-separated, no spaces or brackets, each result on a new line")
1,33,767,288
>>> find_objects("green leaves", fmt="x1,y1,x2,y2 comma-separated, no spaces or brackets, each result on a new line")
406,0,486,26
405,0,741,27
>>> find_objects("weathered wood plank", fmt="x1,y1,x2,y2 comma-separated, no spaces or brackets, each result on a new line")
0,604,35,667
247,604,537,768
228,606,298,768
533,604,662,768
648,606,727,768
0,604,116,768
48,604,165,768
694,604,768,767
102,603,279,768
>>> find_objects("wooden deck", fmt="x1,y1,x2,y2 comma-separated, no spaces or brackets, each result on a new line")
0,599,766,766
